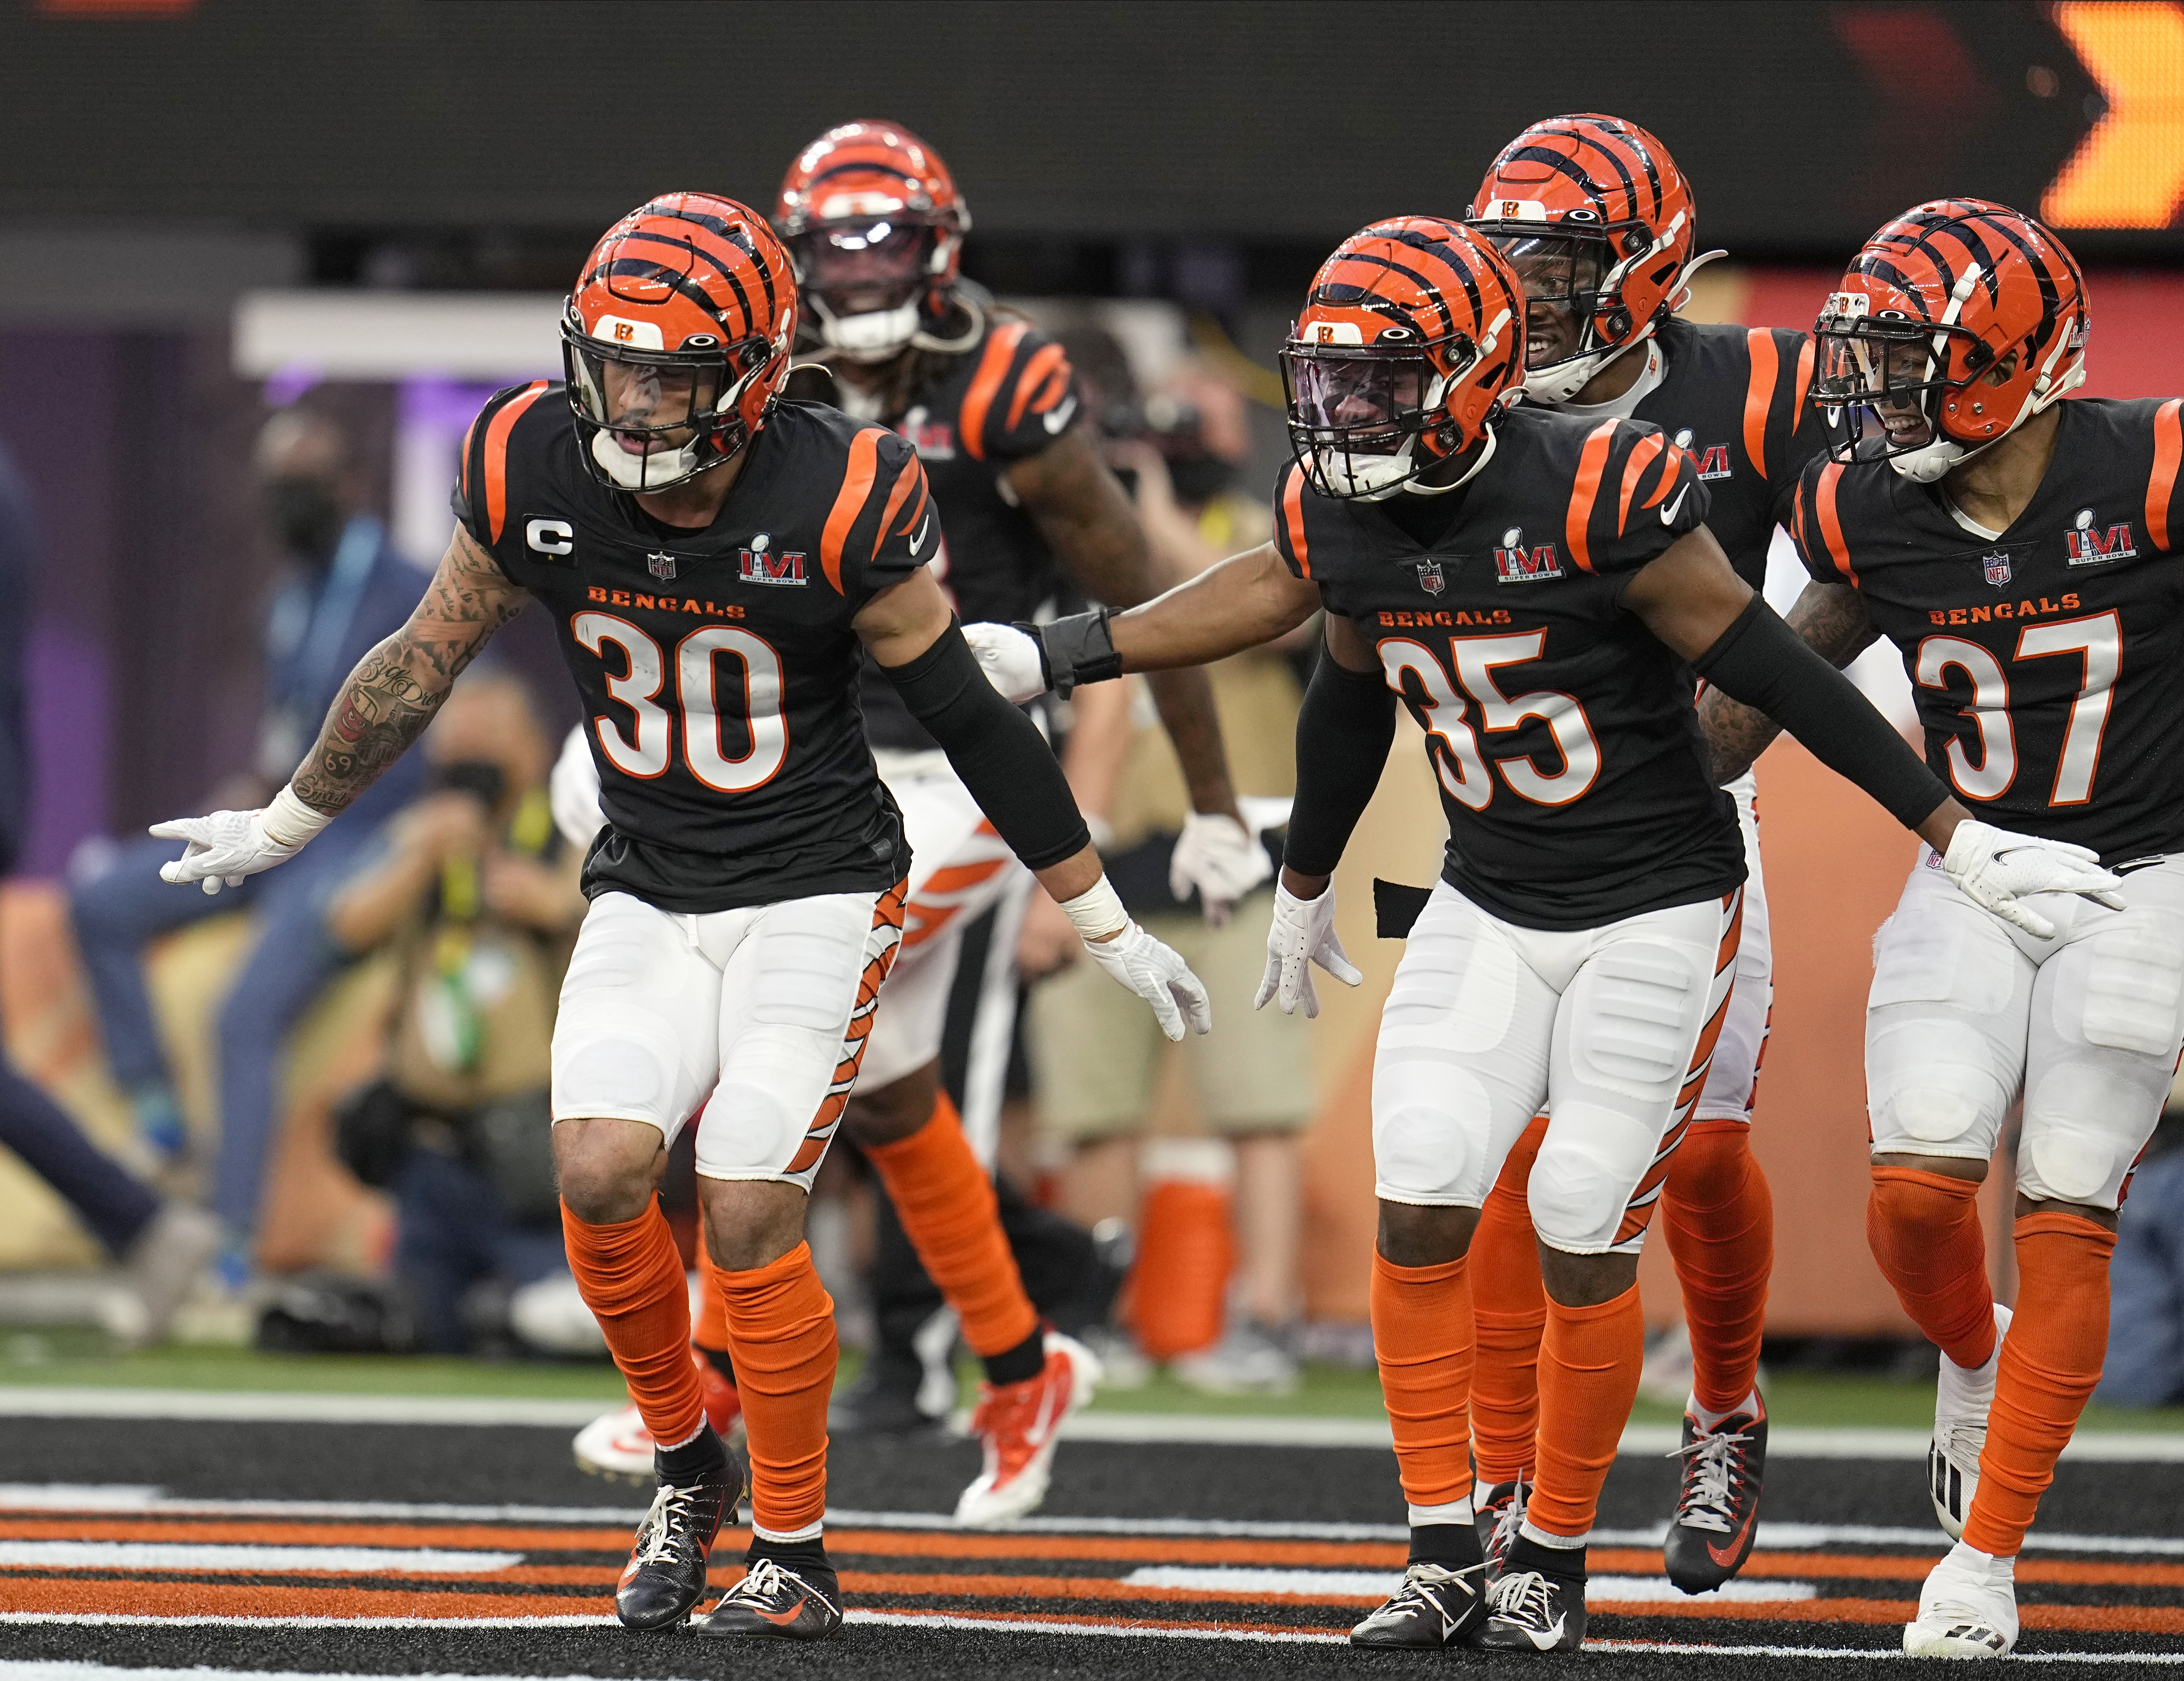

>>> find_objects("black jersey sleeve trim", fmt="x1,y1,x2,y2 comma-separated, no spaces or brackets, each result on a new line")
882,618,1090,870
1695,593,1946,831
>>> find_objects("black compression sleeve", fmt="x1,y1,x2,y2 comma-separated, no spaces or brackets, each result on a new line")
1695,593,1947,830
1284,650,1398,877
883,620,1091,870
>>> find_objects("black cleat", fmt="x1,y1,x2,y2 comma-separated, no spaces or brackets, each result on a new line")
614,1462,736,1631
1473,1475,1529,1579
692,1557,843,1641
1663,1397,1768,1594
1349,1559,1491,1648
1475,1562,1588,1654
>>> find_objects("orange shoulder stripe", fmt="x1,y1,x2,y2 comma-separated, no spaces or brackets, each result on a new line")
820,428,883,594
1814,463,1856,585
959,322,1029,462
1742,329,1780,481
483,381,549,545
1618,432,1666,535
1565,420,1618,573
872,450,922,562
1281,467,1311,578
1006,342,1067,433
1791,334,1816,425
2148,398,2183,550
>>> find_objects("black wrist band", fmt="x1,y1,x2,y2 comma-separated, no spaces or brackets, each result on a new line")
1021,609,1121,697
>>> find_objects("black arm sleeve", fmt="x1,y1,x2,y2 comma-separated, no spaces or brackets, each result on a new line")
1695,593,1947,830
884,619,1091,870
1283,649,1398,877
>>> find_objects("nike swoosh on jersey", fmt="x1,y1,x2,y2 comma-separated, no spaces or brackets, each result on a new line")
1042,395,1079,435
1661,483,1692,525
909,516,933,556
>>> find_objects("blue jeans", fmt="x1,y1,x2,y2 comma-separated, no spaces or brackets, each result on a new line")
68,825,376,1233
0,997,158,1257
2097,1150,2184,1407
392,1146,568,1354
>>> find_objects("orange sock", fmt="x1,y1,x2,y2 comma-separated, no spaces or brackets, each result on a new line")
861,1092,1039,1359
692,1242,731,1353
1867,1166,1996,1369
1470,1116,1547,1485
1528,1282,1645,1541
1371,1249,1473,1512
561,1198,703,1446
1963,1211,2117,1558
718,1240,836,1539
1661,1120,1774,1413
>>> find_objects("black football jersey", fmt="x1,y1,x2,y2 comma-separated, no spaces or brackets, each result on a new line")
803,317,1079,751
1791,396,2184,866
1274,406,1741,930
453,383,929,913
1624,317,1825,589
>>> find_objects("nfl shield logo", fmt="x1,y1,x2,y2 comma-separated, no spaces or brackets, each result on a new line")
647,551,677,581
1417,558,1445,597
1981,550,2012,588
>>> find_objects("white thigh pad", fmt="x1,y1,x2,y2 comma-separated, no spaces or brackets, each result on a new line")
1865,1015,2015,1153
551,894,720,1135
1566,944,1704,1097
2073,920,2184,1058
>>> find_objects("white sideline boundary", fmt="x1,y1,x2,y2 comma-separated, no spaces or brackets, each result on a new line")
3,1386,2182,1461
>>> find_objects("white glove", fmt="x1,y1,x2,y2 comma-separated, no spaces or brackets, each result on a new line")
1254,881,1363,1018
549,724,607,851
962,621,1051,704
1169,811,1274,927
152,786,331,896
1940,817,2126,938
1055,876,1212,1041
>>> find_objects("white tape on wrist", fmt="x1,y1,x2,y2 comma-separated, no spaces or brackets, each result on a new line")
1057,875,1130,942
262,785,335,848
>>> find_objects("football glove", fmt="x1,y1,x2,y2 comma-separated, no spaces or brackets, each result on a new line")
1940,818,2126,939
152,787,331,895
1169,811,1274,927
1084,920,1214,1042
1256,880,1362,1018
962,621,1052,704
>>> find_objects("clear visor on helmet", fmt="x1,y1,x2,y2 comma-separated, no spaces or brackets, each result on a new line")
1280,346,1433,454
1814,320,1962,464
1482,232,1609,369
787,217,936,314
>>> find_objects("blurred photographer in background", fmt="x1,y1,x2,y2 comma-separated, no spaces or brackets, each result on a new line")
324,669,591,1356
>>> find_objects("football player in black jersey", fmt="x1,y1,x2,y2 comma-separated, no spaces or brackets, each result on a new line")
149,193,1211,1644
769,122,1262,1489
1456,112,1829,1593
967,217,2115,1653
1701,201,2176,1660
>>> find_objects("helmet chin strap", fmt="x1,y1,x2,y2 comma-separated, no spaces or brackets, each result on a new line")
809,294,921,363
591,429,702,491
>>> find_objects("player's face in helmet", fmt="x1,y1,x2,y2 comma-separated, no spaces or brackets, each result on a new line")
1815,324,1958,461
1491,233,1607,372
564,332,744,489
1286,352,1429,453
788,217,934,319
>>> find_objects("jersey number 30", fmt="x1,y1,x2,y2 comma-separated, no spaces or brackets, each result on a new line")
573,612,786,793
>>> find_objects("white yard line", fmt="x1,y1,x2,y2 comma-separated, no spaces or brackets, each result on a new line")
0,1540,521,1572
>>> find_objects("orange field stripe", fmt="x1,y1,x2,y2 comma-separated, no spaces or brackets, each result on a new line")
3,1564,610,1588
829,1530,1404,1568
0,1581,612,1618
1591,1596,2184,1634
863,1604,1335,1638
0,1519,633,1551
833,1569,1377,1606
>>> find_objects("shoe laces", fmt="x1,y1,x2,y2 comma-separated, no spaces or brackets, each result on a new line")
632,1482,704,1567
725,1556,836,1614
1935,1416,1987,1469
1486,1477,1529,1564
1488,1567,1558,1628
1672,1421,1753,1533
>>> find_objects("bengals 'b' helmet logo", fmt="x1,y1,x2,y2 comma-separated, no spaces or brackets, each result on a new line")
1280,217,1525,501
1814,199,2088,482
560,193,798,493
1466,114,1711,405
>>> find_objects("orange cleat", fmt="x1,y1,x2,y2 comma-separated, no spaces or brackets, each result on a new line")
952,1331,1100,1527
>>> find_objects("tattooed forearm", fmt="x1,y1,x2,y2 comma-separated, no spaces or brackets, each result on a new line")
289,527,528,814
1698,580,1881,785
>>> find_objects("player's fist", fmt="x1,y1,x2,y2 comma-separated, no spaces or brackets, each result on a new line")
151,787,330,895
962,621,1050,704
1169,811,1274,927
1083,921,1213,1042
1940,817,2126,939
1255,880,1362,1018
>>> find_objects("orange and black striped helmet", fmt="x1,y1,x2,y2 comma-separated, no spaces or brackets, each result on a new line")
1280,217,1524,501
560,192,798,493
776,120,970,363
1814,199,2087,482
1466,115,1707,404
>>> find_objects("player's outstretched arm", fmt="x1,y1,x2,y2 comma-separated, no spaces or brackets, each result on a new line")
963,540,1319,702
1624,528,2123,936
857,568,1211,1040
151,525,528,894
1695,579,1880,784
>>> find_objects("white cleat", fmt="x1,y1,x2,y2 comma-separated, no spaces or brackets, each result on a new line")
953,1331,1100,1528
1931,1303,2013,1540
1903,1541,2018,1659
